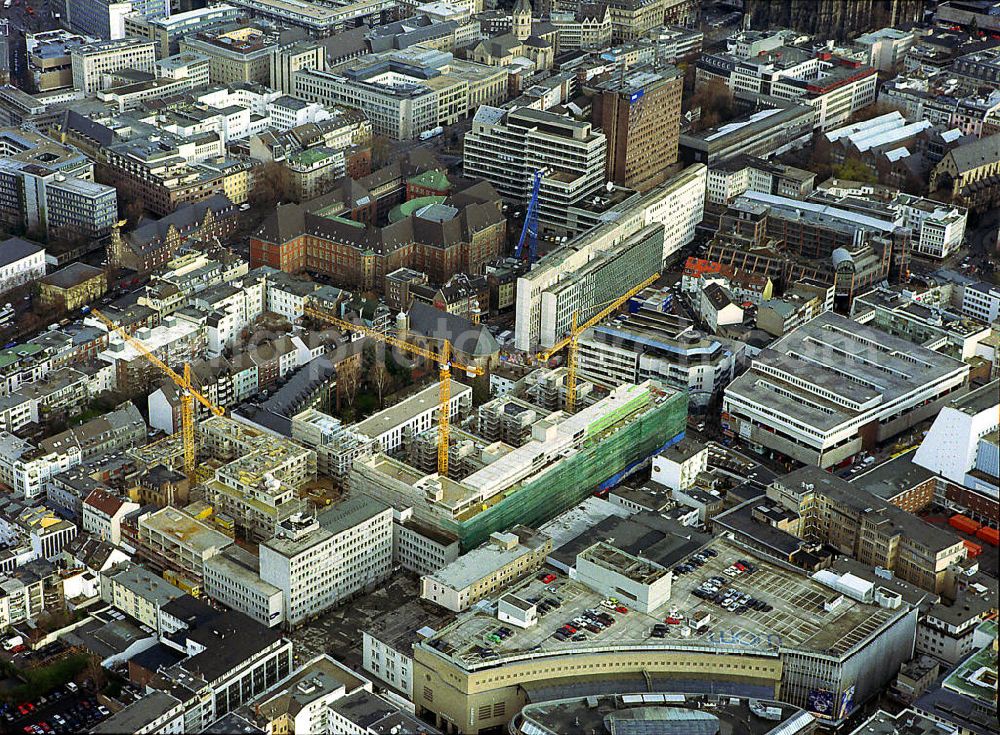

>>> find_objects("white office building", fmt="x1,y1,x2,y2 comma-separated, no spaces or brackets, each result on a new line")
962,282,1000,324
722,312,970,468
464,106,607,235
514,165,706,351
259,497,393,628
70,38,157,94
651,439,709,492
204,546,284,628
354,382,472,454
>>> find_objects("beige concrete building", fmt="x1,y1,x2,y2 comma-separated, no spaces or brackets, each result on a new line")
419,526,551,611
70,38,157,94
270,40,325,93
767,466,967,594
179,25,279,86
412,536,918,734
137,506,234,585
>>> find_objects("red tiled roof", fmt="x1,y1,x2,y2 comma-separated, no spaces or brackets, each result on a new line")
84,488,125,517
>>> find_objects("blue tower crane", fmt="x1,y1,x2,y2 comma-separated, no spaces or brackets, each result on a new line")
514,170,542,263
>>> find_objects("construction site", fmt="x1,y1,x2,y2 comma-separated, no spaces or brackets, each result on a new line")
350,368,689,551
94,271,685,555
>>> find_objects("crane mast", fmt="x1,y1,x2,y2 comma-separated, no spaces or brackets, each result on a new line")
536,273,660,413
91,309,224,481
303,306,483,477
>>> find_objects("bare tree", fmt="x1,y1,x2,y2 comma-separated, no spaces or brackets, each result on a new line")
250,161,294,209
687,78,735,131
86,653,107,691
337,354,360,411
370,135,394,169
371,360,392,407
122,196,146,229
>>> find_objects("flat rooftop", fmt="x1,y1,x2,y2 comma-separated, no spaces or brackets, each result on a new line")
141,507,233,555
355,382,472,441
951,379,999,416
422,537,910,671
579,542,669,585
726,312,968,433
425,527,549,591
850,451,935,501
367,598,454,651
257,654,366,721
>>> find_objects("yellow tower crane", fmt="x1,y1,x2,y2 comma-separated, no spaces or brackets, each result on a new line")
536,273,660,413
303,305,483,477
91,309,225,480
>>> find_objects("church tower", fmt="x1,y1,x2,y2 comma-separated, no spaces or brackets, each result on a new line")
512,0,532,40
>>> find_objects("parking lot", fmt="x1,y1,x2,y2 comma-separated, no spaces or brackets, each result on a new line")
1,686,109,734
432,537,899,667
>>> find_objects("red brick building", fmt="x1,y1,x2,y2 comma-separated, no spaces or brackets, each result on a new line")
251,179,505,291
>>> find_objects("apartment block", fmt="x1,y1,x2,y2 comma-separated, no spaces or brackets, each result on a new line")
100,562,185,630
82,488,139,546
852,286,991,361
548,6,612,50
0,498,77,567
70,38,157,94
198,415,316,542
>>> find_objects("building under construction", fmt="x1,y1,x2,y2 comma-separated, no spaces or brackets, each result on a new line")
192,416,317,542
350,372,688,551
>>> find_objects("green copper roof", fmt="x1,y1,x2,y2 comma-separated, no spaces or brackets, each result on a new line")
388,195,447,223
407,169,451,192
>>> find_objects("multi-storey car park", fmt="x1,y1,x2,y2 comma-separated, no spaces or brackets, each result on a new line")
411,537,918,734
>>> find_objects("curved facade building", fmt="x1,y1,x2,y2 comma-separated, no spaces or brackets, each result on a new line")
412,537,917,734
